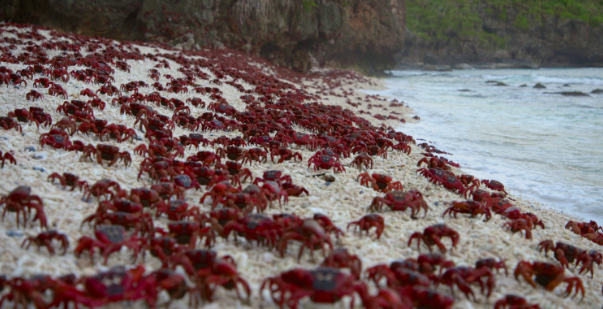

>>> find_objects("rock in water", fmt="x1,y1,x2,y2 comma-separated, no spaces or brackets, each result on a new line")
533,83,546,89
560,91,590,96
591,89,603,94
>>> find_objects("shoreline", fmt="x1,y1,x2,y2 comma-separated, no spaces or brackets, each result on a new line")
0,22,601,309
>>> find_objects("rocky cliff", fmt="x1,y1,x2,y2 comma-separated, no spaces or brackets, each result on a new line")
399,4,603,69
0,0,405,75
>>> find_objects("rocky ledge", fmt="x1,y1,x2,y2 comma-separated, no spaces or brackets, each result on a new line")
0,0,405,75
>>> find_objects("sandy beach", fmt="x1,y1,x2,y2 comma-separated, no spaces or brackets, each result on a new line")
0,22,601,309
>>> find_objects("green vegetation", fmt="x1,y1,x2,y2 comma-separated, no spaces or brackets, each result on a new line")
302,0,319,12
407,0,603,44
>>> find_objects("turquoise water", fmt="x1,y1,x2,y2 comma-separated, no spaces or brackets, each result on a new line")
372,68,603,223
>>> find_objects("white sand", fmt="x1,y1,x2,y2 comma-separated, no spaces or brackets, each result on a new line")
0,23,601,309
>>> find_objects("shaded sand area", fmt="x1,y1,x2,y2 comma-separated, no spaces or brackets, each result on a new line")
0,23,602,309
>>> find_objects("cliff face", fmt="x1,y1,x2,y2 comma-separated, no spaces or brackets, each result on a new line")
399,5,603,68
1,0,405,74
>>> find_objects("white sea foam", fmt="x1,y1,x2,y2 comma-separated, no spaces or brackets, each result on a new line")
370,68,603,224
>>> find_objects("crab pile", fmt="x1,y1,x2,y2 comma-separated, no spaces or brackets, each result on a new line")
0,22,602,309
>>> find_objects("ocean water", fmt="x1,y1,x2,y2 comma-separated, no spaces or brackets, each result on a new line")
370,68,603,223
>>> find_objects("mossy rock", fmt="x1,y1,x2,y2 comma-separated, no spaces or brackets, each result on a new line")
519,84,527,87
533,83,546,89
591,89,603,94
495,82,508,86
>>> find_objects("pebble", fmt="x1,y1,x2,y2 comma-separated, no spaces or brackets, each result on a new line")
0,137,7,140
325,182,332,186
24,146,35,152
134,135,142,141
33,153,47,160
6,231,23,237
32,167,46,172
359,191,364,194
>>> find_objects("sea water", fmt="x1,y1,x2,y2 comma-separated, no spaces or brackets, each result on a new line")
369,68,603,223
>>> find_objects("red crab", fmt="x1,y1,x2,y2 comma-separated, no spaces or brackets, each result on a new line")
179,133,212,149
25,90,43,101
314,213,345,240
347,214,385,240
8,108,51,128
320,248,363,279
52,117,77,135
282,183,310,197
138,160,179,182
82,144,132,167
139,269,190,307
33,77,53,87
369,190,428,218
253,170,293,186
537,240,602,278
0,150,16,168
260,267,367,309
81,211,154,236
258,180,290,208
565,220,601,235
358,173,403,193
129,188,164,208
216,146,245,161
171,250,250,303
503,218,534,240
350,153,373,169
74,225,143,264
241,147,268,164
375,267,432,289
95,199,144,214
187,150,221,166
278,219,334,261
443,201,491,221
48,83,68,99
157,221,215,249
80,88,97,97
223,213,280,248
221,193,266,213
200,181,241,209
150,182,183,201
77,265,155,306
0,276,59,309
481,179,508,194
418,168,475,197
99,124,137,143
39,130,74,150
270,148,302,163
475,258,508,276
21,230,69,255
0,116,23,133
134,143,175,159
439,266,495,300
308,155,346,173
494,294,540,309
408,224,460,253
222,161,253,183
49,173,88,192
514,261,584,300
0,186,47,229
83,178,121,201
172,173,201,197
417,156,454,171
399,286,455,309
155,200,200,221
